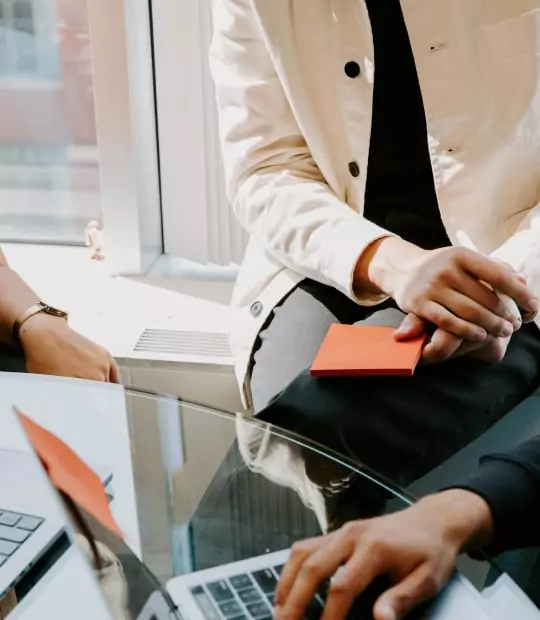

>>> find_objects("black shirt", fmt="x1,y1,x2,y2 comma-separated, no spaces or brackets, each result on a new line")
456,436,540,555
363,0,451,250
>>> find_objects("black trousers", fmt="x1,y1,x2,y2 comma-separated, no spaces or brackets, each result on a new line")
0,345,26,374
251,280,540,489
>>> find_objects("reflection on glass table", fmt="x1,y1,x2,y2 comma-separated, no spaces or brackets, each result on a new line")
122,390,539,619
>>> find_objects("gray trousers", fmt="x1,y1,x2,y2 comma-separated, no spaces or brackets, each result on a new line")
251,280,540,488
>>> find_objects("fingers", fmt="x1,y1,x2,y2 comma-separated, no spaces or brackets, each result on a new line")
464,336,509,363
421,329,462,364
275,538,327,612
109,357,121,384
453,275,521,330
276,534,354,620
437,289,514,338
394,314,428,341
422,301,487,342
373,563,449,620
321,546,382,620
458,251,538,316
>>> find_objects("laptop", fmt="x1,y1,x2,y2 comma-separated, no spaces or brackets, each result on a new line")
0,435,115,618
2,408,539,620
0,448,68,603
0,448,115,602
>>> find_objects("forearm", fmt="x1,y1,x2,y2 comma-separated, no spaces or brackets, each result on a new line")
0,251,40,347
353,236,424,297
414,490,494,555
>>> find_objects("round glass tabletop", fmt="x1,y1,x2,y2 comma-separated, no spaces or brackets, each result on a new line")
0,374,533,619
123,390,506,608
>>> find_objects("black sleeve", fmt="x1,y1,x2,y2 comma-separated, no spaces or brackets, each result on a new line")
451,435,540,556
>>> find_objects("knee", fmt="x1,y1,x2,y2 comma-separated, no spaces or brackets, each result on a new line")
257,371,348,444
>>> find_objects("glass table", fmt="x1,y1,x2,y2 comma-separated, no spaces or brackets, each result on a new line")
0,374,535,619
118,389,535,619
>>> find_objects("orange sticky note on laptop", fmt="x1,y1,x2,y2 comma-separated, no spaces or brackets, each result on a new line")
310,324,427,377
16,410,123,539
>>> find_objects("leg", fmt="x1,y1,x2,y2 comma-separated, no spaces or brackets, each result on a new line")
257,322,540,488
251,279,371,412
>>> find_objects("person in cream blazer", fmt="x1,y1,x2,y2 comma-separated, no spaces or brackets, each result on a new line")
211,0,540,486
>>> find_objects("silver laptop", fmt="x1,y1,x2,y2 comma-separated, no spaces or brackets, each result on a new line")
0,449,67,602
167,549,496,620
0,449,115,602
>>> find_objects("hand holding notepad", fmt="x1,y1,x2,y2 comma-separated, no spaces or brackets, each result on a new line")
310,324,427,378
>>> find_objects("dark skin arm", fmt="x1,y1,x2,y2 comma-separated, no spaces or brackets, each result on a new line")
0,248,119,382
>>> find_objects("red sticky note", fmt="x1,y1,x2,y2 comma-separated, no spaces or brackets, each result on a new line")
16,410,123,539
311,324,426,377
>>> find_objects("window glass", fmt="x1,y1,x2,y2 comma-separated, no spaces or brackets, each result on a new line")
0,0,101,244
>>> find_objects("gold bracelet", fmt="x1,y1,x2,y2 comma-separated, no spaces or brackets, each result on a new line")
13,302,68,340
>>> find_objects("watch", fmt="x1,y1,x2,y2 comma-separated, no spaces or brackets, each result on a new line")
13,302,69,339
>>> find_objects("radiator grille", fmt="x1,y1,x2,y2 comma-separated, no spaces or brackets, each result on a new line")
134,329,231,358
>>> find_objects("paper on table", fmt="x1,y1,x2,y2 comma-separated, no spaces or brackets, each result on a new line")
310,324,427,377
480,574,540,620
424,577,492,619
16,409,123,539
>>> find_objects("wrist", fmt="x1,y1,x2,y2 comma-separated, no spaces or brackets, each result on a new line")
18,313,69,351
354,237,425,297
420,490,494,553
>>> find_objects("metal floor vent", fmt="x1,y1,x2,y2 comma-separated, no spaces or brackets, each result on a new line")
134,329,231,358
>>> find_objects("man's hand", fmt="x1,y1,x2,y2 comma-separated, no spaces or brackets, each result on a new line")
275,490,493,620
356,239,536,342
395,314,511,364
19,314,120,383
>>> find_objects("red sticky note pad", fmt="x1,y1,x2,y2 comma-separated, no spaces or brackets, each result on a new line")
16,411,123,539
311,324,427,377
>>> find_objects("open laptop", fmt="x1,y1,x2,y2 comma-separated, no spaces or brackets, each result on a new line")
0,448,114,603
0,449,68,602
0,420,116,619
2,408,539,620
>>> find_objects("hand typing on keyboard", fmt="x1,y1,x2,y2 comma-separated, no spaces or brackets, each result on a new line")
274,490,493,620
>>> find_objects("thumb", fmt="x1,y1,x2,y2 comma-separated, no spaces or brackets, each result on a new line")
394,314,428,341
373,565,444,620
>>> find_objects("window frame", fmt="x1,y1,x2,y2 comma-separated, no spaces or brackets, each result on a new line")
0,0,163,274
86,0,163,275
151,0,247,267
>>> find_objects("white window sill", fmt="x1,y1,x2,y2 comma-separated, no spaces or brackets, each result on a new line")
2,244,235,361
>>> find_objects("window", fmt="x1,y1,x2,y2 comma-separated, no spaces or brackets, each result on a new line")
0,0,162,275
0,0,225,275
0,0,60,79
0,0,100,244
152,0,247,266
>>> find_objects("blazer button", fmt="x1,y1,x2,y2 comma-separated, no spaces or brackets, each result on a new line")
250,301,263,318
348,161,360,178
344,61,361,79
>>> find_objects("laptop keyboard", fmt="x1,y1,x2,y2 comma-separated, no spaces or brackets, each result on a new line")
190,563,325,620
0,509,43,567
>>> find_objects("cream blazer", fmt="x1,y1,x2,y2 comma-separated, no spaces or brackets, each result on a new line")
210,0,540,409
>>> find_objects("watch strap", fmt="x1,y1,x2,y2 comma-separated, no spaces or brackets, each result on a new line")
13,302,68,339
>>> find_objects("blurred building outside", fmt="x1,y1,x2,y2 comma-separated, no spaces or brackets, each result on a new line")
0,0,100,244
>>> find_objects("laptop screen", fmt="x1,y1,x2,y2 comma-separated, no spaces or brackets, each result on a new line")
0,406,179,620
